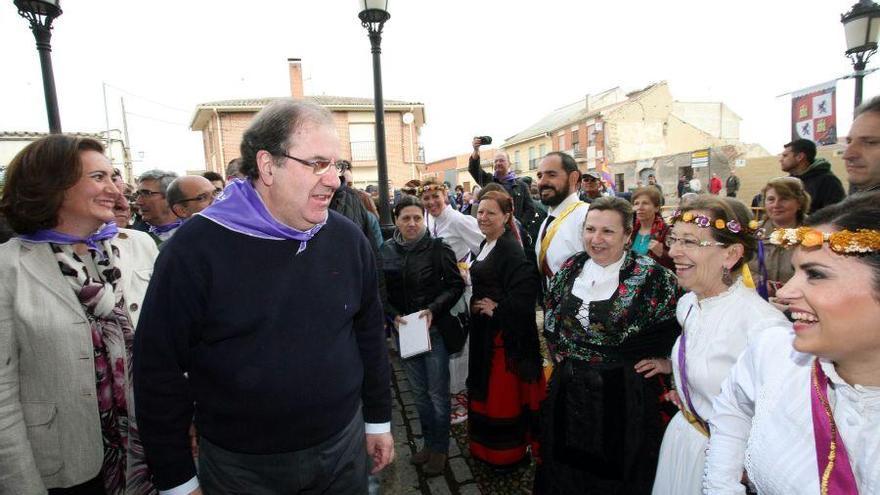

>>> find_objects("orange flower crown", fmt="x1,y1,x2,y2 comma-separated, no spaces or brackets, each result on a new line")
670,210,759,235
769,227,880,254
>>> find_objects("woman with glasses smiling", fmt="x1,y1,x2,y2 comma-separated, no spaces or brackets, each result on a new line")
647,196,791,494
705,192,880,494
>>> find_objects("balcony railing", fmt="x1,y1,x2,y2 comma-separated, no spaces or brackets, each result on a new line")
351,141,376,161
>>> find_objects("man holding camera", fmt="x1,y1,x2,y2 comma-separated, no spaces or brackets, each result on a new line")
469,137,542,244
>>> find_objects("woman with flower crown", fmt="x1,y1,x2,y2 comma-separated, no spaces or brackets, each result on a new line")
705,192,880,494
644,196,792,494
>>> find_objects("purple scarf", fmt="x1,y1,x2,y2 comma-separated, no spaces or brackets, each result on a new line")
678,305,709,432
147,219,183,236
20,222,118,254
198,179,326,255
496,171,517,186
811,360,859,494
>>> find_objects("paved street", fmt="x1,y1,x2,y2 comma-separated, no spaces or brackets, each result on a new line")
376,352,536,495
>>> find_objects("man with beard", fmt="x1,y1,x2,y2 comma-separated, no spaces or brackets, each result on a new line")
534,152,588,283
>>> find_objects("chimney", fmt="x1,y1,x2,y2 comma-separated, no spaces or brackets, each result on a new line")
288,58,304,99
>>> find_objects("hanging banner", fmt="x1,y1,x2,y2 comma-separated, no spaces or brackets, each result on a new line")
791,80,837,146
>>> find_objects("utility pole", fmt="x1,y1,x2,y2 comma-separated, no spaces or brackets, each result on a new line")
102,82,114,165
120,97,133,184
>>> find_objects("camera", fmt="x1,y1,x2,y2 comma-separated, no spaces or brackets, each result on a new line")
476,136,493,145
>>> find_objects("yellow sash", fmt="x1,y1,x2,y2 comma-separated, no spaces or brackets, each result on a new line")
682,409,710,437
538,201,587,270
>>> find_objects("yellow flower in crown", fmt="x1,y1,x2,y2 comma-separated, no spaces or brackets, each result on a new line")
714,219,726,229
801,229,825,248
682,212,694,222
748,220,759,230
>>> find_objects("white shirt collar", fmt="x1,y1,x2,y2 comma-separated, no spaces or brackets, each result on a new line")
584,252,627,276
547,192,582,216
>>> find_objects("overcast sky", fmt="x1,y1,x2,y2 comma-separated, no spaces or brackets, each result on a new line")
3,0,879,178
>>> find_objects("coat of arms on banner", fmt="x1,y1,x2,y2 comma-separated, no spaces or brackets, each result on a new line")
792,81,837,145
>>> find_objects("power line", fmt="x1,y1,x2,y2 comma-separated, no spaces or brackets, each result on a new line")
125,111,189,127
103,82,191,113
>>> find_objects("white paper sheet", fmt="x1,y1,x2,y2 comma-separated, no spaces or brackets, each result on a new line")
398,312,431,359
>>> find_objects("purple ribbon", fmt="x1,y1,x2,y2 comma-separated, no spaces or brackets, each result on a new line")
811,360,859,495
19,222,118,255
148,219,183,236
198,179,326,255
677,305,709,431
756,239,769,301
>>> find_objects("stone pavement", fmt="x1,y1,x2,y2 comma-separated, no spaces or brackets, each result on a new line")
375,351,536,495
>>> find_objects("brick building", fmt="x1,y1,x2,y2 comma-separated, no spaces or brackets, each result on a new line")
190,59,426,189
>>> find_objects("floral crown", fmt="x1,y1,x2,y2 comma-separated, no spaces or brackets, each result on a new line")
769,227,880,254
400,183,445,196
670,209,759,235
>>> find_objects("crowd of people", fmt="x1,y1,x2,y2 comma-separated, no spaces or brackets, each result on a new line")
0,95,879,495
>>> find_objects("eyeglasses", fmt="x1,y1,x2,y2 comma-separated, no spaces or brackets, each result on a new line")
174,190,221,206
665,235,726,250
278,153,344,176
133,189,164,199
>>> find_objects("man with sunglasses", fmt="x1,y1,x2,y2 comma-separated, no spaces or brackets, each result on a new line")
134,100,392,495
166,175,220,220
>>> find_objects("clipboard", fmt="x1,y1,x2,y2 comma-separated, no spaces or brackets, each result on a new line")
399,312,431,359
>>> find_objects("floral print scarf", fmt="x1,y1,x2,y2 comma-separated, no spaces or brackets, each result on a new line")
51,241,155,495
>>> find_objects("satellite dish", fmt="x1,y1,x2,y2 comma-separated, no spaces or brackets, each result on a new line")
402,112,414,124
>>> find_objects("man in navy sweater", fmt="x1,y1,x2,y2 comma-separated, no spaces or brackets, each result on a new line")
134,100,393,494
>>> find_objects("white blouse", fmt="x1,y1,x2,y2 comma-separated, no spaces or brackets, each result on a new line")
427,204,484,261
705,327,880,494
568,253,625,330
672,279,790,422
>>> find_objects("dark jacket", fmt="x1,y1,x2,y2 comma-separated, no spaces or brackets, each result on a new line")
380,231,464,320
468,155,544,243
332,185,388,309
725,174,740,196
793,158,845,214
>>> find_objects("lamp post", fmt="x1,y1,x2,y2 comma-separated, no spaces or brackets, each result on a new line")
15,0,63,133
358,0,393,229
842,0,880,108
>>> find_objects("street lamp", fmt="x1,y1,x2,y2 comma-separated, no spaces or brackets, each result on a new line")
15,0,63,133
842,0,880,108
358,0,393,230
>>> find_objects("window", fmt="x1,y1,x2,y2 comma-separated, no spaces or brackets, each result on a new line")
528,146,538,170
588,126,597,146
514,150,521,169
571,131,579,152
539,144,547,157
349,123,376,161
558,135,566,151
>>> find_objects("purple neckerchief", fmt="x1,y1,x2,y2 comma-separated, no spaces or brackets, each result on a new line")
678,305,709,431
756,240,769,301
811,360,859,495
19,222,118,256
148,219,183,236
198,178,326,255
495,171,517,186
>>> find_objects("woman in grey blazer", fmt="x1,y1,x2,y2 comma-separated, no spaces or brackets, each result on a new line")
0,135,159,494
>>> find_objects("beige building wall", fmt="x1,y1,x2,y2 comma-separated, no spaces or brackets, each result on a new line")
501,135,552,175
672,102,740,142
603,84,672,163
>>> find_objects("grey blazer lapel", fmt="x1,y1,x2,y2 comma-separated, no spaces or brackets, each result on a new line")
19,242,86,318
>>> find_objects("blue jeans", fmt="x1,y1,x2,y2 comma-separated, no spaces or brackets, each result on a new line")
400,330,451,453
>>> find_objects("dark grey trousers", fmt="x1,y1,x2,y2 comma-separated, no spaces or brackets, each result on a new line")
198,410,367,495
